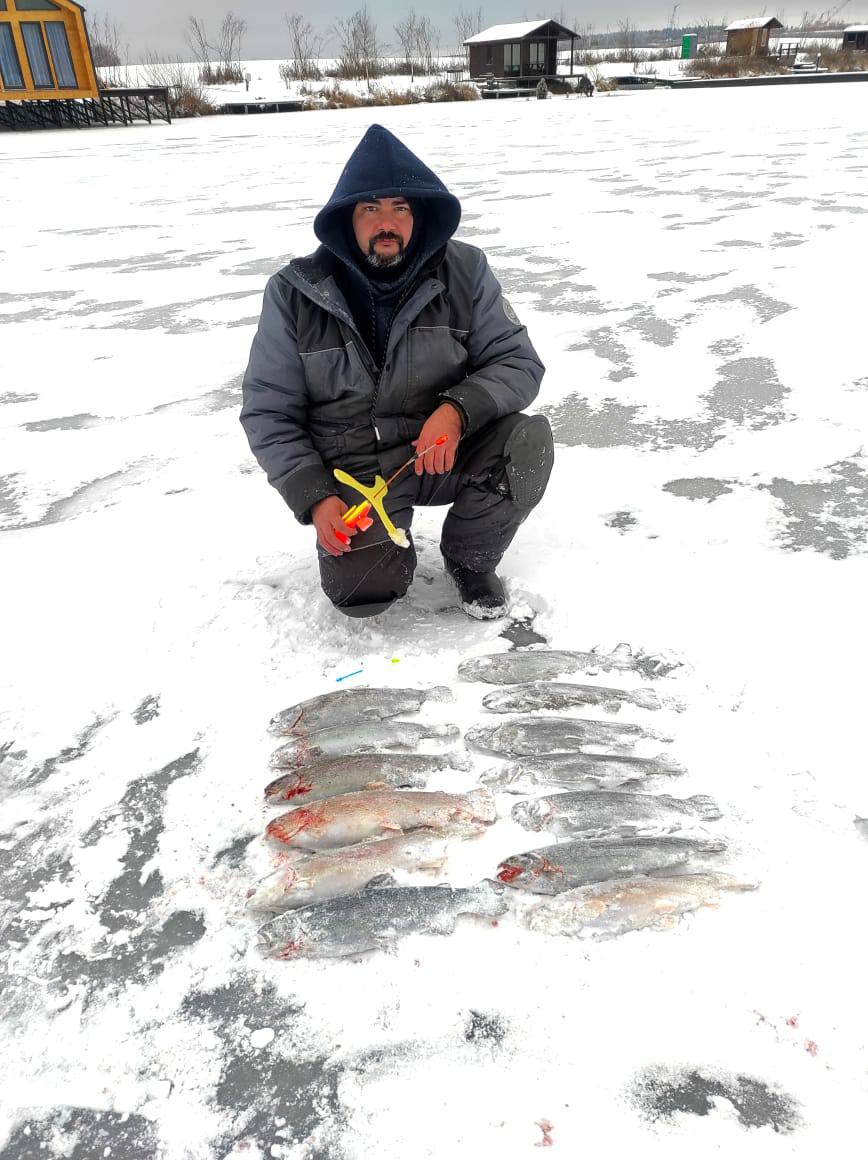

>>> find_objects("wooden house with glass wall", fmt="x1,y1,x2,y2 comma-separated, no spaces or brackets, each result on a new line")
465,19,580,85
843,25,868,50
0,0,98,102
1,0,170,129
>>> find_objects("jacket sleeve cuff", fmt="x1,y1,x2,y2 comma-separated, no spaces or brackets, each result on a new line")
437,381,499,436
277,465,339,524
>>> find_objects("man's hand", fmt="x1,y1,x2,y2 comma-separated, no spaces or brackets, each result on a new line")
311,495,357,557
412,402,463,476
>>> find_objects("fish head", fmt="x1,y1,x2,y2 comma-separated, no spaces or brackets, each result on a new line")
258,914,307,959
510,799,548,831
496,855,532,884
264,772,313,804
265,807,321,846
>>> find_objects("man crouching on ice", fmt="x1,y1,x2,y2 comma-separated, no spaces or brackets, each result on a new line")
240,123,554,620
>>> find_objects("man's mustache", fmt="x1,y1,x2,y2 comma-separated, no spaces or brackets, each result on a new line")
370,233,403,246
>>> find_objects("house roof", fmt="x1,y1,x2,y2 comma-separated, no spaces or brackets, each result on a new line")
725,17,784,31
465,19,578,45
844,24,868,31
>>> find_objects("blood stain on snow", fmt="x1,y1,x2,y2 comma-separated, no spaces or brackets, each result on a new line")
535,1119,554,1147
804,1040,818,1056
497,864,523,884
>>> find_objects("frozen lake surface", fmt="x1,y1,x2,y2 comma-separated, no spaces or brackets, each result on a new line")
2,88,867,1158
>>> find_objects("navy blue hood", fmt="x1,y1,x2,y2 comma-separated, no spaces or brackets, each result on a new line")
314,124,462,273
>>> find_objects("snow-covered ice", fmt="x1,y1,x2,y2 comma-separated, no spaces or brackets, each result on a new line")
2,87,868,1158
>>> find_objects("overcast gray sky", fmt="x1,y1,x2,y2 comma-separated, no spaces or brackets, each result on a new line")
96,2,804,62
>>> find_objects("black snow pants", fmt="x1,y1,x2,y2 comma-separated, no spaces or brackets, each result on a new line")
317,413,554,618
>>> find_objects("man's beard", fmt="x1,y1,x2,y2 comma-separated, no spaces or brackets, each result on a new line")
365,233,406,269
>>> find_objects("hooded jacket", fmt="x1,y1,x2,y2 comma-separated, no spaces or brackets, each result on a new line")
240,124,545,523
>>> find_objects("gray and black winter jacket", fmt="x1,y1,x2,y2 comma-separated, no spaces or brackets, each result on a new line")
240,124,545,523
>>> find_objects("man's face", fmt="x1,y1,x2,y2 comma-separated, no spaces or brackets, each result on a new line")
352,197,414,269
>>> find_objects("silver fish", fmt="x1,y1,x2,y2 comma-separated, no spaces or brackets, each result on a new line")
482,682,673,715
257,878,508,959
512,790,722,837
466,716,669,757
266,786,496,850
481,754,686,794
247,824,484,912
497,836,727,895
525,873,757,938
263,753,453,806
268,686,452,737
458,645,681,685
269,721,461,769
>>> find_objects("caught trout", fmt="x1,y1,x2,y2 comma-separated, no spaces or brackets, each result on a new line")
481,754,686,794
264,753,453,806
268,686,452,737
525,873,756,938
497,835,727,895
258,878,507,959
512,790,722,838
466,716,669,758
247,825,484,912
266,787,496,850
269,721,460,769
482,682,674,715
458,645,681,685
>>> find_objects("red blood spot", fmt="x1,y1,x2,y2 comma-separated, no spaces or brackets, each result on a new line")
490,919,499,927
536,858,564,877
280,780,312,801
277,941,302,960
786,1015,799,1027
535,1120,554,1147
805,1039,818,1056
245,887,256,899
497,864,523,884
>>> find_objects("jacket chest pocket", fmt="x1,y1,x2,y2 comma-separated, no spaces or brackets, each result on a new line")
407,326,468,409
299,344,364,404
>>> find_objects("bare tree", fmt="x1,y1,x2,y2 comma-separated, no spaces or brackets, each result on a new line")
186,16,213,70
618,18,639,63
88,11,125,68
285,12,323,80
395,9,419,78
454,6,484,51
333,6,382,86
416,14,435,73
215,10,246,78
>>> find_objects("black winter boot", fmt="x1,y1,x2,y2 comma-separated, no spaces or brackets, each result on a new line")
443,555,507,620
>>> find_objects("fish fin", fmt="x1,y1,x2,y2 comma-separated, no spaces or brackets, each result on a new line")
428,686,454,703
601,700,622,715
363,780,389,791
382,822,404,833
610,643,634,658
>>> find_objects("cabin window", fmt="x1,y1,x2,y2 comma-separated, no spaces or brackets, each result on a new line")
528,41,545,72
21,21,54,85
44,20,76,85
485,46,493,67
0,22,25,85
0,0,7,10
844,31,855,44
504,42,520,75
14,0,61,9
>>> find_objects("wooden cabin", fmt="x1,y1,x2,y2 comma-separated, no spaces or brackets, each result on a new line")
465,19,580,85
843,25,868,50
0,0,98,102
724,17,783,57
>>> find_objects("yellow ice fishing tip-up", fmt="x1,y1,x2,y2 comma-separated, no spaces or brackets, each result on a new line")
333,470,410,548
333,434,450,551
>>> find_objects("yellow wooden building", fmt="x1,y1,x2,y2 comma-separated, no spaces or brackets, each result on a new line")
0,0,98,101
